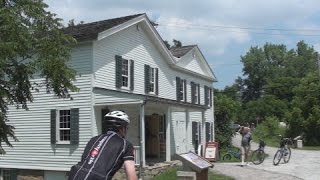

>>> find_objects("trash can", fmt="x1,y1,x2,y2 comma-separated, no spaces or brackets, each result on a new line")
297,140,303,148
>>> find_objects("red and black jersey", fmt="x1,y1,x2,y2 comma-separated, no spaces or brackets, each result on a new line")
68,131,134,180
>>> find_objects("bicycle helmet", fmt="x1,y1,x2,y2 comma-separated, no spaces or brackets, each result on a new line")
104,111,130,131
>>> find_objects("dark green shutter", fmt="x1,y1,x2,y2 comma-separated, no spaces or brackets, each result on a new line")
50,109,56,144
184,79,187,102
101,108,110,134
115,55,123,88
70,108,79,145
209,88,212,107
204,85,209,106
10,169,17,180
144,65,150,93
155,68,159,95
130,60,134,91
197,84,200,104
192,121,197,145
191,82,195,104
176,77,181,101
199,123,202,144
206,122,210,142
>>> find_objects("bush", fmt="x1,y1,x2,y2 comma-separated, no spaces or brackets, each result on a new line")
253,116,285,146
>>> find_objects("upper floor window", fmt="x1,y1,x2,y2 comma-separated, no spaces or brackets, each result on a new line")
191,82,200,104
204,85,212,107
145,65,158,95
149,67,155,92
176,77,186,102
115,55,134,90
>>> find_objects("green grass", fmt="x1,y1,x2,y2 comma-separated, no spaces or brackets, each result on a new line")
152,167,234,180
299,146,320,151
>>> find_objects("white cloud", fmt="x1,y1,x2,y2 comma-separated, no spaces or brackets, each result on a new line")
44,0,320,88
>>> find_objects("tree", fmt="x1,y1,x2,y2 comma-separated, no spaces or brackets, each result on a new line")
214,91,241,147
0,0,77,150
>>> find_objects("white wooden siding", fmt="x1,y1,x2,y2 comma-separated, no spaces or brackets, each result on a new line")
93,23,213,104
0,43,93,171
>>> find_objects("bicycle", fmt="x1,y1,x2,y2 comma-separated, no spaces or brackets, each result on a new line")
273,135,293,166
222,146,241,160
250,139,266,165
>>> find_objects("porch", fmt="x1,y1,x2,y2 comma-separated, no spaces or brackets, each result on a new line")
93,97,212,167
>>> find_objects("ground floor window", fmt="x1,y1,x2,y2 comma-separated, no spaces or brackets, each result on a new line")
1,169,11,180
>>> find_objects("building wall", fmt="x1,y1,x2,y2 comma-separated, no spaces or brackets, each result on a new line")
93,22,214,104
1,43,94,171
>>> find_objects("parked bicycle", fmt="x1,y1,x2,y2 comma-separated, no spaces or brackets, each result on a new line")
273,135,293,165
251,139,266,165
222,146,241,160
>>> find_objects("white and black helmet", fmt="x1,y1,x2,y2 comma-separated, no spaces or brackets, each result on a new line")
104,111,130,129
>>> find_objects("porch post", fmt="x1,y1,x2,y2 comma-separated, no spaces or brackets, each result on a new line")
201,111,206,156
166,106,171,161
140,102,146,167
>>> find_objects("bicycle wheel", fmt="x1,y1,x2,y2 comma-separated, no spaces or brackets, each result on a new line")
283,147,291,163
222,154,232,160
251,150,265,165
273,150,282,166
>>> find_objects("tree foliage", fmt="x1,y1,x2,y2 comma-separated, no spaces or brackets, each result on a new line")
221,40,320,145
0,0,77,149
214,91,241,147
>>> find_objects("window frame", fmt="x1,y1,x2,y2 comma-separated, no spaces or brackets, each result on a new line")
121,58,131,90
56,109,71,144
0,169,11,180
149,67,156,93
180,79,185,101
194,84,199,104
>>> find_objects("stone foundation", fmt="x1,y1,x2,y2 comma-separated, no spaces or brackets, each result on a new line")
17,170,44,180
113,160,181,180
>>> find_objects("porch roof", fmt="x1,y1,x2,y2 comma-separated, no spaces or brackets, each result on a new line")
93,87,209,110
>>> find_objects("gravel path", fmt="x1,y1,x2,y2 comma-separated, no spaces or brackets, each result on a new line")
211,134,320,180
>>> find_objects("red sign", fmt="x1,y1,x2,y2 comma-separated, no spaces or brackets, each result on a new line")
204,142,218,162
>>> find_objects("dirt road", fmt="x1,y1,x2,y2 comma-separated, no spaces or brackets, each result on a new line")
211,134,320,180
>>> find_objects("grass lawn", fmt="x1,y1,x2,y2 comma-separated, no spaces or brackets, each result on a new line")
152,167,234,180
252,136,320,151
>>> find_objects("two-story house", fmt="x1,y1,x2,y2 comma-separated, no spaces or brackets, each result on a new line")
0,13,216,180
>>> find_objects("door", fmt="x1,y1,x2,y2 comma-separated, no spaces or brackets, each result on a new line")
145,115,160,158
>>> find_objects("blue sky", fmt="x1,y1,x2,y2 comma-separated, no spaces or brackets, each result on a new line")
45,0,320,89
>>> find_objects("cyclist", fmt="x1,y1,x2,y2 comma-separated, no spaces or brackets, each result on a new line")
68,111,137,180
238,126,252,167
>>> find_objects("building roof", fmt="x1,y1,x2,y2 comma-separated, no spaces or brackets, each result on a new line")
62,14,144,41
169,45,197,58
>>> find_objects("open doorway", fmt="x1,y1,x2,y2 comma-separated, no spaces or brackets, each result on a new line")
145,114,166,160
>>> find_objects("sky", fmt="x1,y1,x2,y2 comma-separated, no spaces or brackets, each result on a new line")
45,0,320,89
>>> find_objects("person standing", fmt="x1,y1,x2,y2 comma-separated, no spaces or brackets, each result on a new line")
68,111,137,180
238,126,252,167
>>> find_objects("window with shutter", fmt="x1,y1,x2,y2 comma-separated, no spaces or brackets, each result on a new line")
51,108,79,145
191,82,195,104
197,84,200,105
115,55,134,90
176,77,186,101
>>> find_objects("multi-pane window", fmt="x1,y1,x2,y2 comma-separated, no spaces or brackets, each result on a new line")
149,67,155,92
180,79,185,101
1,169,11,180
122,59,129,87
58,110,71,142
194,84,198,104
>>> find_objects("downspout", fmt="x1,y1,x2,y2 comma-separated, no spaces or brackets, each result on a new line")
139,100,146,180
